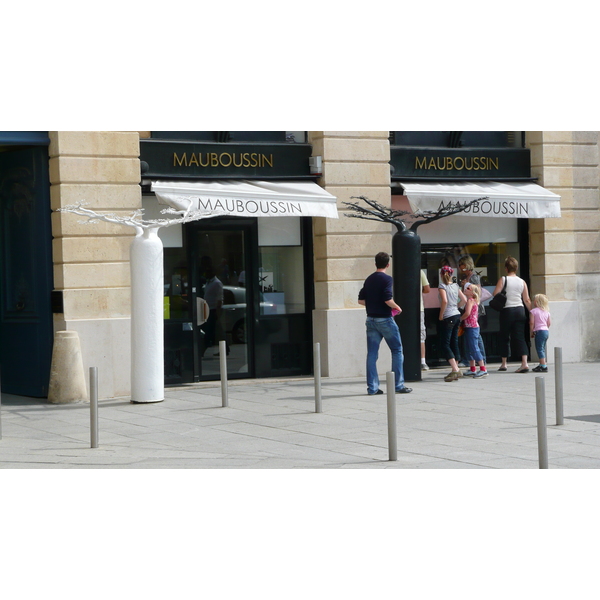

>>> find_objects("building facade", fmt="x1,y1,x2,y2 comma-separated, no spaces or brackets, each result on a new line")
1,131,598,399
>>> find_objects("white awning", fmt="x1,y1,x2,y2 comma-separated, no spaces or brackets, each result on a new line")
151,180,338,219
400,181,561,219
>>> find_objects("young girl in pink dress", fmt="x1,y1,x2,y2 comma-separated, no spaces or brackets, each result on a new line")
460,284,487,378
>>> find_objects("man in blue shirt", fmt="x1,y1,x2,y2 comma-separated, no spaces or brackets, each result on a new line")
358,252,412,395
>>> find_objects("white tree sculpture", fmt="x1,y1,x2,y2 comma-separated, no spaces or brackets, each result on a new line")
58,202,216,403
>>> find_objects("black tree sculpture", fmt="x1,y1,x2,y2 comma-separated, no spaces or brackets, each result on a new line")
344,195,488,382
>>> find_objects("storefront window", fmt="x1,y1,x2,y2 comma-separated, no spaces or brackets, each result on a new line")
258,246,305,315
257,217,305,315
285,131,306,143
422,242,521,293
150,131,307,143
163,247,189,320
422,241,522,366
390,131,524,148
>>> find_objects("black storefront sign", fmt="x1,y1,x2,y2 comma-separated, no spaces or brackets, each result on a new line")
140,139,314,179
390,147,531,180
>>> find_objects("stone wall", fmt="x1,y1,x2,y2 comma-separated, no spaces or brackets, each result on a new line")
49,132,142,398
528,131,600,362
309,132,392,377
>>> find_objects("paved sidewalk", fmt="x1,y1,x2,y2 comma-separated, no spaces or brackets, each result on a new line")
1,362,599,468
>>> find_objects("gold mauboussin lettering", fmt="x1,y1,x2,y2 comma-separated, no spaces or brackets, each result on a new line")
173,152,274,168
415,155,499,171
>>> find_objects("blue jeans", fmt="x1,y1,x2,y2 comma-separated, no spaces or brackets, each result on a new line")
465,328,486,363
464,326,484,363
534,330,549,359
366,317,405,393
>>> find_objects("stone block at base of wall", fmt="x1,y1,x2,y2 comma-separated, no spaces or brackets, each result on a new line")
539,301,580,364
53,317,131,400
313,307,392,379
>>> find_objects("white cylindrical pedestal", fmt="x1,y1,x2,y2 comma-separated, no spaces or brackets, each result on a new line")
130,227,165,403
48,330,88,404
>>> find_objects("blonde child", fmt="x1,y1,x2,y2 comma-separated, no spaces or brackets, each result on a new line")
530,294,551,372
459,284,487,378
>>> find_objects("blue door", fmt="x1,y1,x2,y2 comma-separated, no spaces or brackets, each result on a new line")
0,146,54,396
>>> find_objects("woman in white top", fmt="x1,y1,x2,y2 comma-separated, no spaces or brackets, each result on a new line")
492,256,532,373
438,265,467,382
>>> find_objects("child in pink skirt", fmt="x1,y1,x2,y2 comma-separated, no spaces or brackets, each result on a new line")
460,284,487,378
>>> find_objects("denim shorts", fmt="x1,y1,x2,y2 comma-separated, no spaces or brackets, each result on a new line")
534,329,549,359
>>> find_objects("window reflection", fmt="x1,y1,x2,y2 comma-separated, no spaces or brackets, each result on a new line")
259,246,305,315
421,242,519,288
163,248,189,319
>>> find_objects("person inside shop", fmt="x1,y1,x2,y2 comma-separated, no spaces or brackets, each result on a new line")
358,252,412,396
198,255,213,288
201,263,229,357
420,269,431,371
238,270,246,287
493,256,532,373
217,258,230,285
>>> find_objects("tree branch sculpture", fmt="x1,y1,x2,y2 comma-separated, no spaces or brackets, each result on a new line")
343,195,488,232
57,202,216,233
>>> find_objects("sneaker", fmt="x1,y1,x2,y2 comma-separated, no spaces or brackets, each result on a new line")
456,369,464,378
444,371,459,382
474,370,488,378
421,363,430,371
532,365,548,373
396,387,413,394
463,370,476,377
368,389,384,395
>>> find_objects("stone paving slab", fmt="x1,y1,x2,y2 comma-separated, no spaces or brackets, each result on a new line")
1,361,600,469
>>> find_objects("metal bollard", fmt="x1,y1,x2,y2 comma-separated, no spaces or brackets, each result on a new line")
90,367,99,448
219,340,228,407
535,376,549,469
554,347,564,426
386,372,397,461
314,342,322,413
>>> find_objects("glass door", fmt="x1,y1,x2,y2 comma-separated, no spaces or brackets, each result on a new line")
189,221,254,380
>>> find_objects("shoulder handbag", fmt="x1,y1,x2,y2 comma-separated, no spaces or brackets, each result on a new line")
196,297,210,325
488,277,507,312
480,287,493,303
